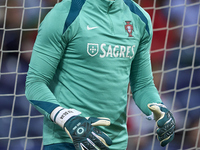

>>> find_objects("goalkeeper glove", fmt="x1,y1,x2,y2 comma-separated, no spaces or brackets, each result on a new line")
148,103,176,147
50,106,112,150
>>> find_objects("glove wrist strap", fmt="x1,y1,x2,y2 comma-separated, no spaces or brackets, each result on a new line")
50,106,81,128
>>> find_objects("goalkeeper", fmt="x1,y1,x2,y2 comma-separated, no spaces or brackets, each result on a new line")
25,0,176,149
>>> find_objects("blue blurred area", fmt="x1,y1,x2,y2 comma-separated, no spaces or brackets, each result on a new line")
0,0,200,150
0,0,58,149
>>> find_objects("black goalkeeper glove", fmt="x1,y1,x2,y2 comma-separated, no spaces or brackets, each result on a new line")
64,116,112,150
50,106,112,150
148,103,176,147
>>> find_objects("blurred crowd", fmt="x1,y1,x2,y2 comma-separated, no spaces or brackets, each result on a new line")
0,0,199,150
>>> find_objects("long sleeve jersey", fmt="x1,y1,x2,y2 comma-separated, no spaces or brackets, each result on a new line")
25,0,162,149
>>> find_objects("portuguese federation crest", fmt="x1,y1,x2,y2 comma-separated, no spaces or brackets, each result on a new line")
125,21,133,37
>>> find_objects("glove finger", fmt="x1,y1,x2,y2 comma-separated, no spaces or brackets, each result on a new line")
73,143,85,150
92,127,112,147
157,125,175,147
159,132,175,147
88,117,111,126
148,104,165,121
156,108,172,127
85,131,109,150
157,108,175,128
81,139,100,150
156,121,175,136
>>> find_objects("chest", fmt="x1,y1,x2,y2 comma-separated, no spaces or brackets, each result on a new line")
63,7,144,65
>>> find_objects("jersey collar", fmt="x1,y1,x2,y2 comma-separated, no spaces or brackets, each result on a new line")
88,0,123,13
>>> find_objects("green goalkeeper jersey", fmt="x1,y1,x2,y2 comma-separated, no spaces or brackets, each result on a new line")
25,0,162,149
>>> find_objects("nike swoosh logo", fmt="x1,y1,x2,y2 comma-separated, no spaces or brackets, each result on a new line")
87,25,99,30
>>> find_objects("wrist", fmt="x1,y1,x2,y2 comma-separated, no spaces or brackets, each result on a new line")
50,106,81,128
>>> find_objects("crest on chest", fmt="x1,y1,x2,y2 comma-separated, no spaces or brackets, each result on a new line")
125,21,134,37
